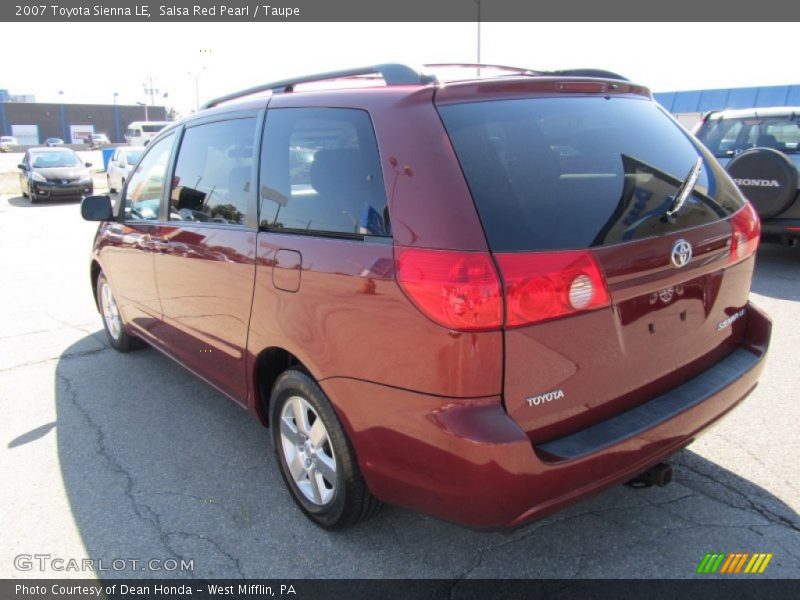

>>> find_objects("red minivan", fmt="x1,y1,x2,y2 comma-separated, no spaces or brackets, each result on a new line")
81,64,770,530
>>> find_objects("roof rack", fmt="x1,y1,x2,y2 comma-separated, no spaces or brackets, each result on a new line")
544,68,629,81
423,63,541,76
202,63,436,109
202,63,631,110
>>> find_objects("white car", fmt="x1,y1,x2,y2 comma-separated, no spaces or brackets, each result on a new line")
106,146,144,193
0,136,19,152
88,133,111,149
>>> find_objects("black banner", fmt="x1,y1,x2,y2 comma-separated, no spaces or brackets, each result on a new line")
3,579,800,600
3,0,800,22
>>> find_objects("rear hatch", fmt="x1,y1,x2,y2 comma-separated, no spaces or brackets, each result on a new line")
437,81,759,443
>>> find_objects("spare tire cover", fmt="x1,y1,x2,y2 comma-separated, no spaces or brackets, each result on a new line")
725,147,798,218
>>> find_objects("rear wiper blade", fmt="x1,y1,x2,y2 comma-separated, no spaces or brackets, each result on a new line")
664,157,703,221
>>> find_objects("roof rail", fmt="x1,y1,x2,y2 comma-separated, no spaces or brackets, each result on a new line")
202,63,436,109
545,68,629,81
423,63,541,76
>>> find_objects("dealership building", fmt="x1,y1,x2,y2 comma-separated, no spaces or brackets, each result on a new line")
653,83,800,129
0,90,167,145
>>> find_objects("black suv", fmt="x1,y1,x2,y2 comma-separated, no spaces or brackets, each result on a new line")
695,107,800,243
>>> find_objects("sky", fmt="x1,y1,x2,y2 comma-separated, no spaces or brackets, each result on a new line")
3,22,796,117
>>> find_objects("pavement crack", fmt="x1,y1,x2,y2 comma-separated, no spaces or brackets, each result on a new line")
674,458,800,534
164,531,246,579
449,503,633,592
57,369,197,577
0,345,111,373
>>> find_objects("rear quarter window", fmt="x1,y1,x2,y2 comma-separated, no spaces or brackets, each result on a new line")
259,108,390,238
439,96,744,252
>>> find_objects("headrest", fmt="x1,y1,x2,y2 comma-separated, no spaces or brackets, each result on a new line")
309,149,370,197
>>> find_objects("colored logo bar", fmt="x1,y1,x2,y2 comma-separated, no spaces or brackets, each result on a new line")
697,552,773,574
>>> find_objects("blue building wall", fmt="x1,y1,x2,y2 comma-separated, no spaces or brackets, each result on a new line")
654,84,800,113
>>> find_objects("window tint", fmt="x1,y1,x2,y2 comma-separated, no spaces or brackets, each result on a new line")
123,133,174,221
439,97,744,252
259,108,390,237
169,118,256,226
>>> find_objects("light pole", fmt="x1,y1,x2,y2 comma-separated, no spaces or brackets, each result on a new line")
113,92,119,106
474,0,481,76
136,101,149,121
189,67,206,111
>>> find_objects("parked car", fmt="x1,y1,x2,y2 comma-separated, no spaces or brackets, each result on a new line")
0,136,19,152
694,107,800,244
106,146,144,193
19,147,93,203
45,137,64,147
80,63,770,530
88,133,110,149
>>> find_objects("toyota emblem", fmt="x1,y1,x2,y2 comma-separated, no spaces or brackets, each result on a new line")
671,239,692,268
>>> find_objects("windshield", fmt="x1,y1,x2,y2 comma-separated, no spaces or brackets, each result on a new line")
126,151,143,165
696,115,800,157
31,151,82,168
439,96,744,252
142,124,166,133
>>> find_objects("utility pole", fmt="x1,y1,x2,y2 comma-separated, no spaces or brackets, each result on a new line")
143,77,159,107
188,67,207,111
474,0,481,76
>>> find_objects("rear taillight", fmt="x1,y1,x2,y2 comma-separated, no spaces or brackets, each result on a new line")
729,202,760,265
495,251,610,327
395,248,503,331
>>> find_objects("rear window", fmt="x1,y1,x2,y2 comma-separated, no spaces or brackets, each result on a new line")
439,96,744,252
696,115,800,157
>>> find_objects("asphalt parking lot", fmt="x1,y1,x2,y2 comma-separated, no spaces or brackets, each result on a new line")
0,191,798,580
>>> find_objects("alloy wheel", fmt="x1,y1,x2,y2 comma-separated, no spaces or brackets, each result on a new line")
279,395,337,506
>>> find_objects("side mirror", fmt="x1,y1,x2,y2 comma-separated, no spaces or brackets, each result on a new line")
85,162,93,168
17,163,25,170
81,195,113,221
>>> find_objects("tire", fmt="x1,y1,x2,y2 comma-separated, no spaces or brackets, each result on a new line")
270,369,382,530
29,192,38,204
107,174,116,194
96,272,144,352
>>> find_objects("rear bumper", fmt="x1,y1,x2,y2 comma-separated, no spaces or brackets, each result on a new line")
321,302,771,529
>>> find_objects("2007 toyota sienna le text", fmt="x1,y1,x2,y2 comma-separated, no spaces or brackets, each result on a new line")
81,64,771,530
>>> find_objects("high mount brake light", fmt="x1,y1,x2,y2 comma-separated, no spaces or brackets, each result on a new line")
729,202,760,265
495,250,610,327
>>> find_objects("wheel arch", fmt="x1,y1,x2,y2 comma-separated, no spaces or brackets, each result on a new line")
90,260,103,312
253,346,312,427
